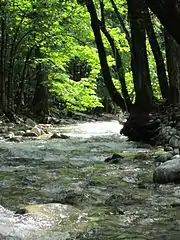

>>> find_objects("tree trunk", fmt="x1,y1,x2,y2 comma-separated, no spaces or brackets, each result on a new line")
32,47,49,121
164,29,180,104
147,0,180,45
85,0,127,111
100,24,131,110
98,3,132,111
0,9,7,112
145,8,169,100
16,47,35,112
127,0,153,111
110,0,138,101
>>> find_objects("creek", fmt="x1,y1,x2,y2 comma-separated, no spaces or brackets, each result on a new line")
0,120,180,240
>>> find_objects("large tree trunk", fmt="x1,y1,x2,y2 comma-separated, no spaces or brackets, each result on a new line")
147,0,180,45
127,0,153,111
164,29,180,104
85,0,127,111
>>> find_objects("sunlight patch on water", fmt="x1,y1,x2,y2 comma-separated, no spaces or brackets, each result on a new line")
62,120,123,138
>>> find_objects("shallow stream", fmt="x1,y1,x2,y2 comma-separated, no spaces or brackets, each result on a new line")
0,121,180,239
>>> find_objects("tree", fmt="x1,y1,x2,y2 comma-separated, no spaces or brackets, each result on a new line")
147,0,180,45
127,0,152,111
145,8,169,100
85,0,128,111
164,29,180,104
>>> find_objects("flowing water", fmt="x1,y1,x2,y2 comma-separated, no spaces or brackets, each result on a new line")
0,120,180,239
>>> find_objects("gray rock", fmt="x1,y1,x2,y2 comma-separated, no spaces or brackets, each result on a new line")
153,158,180,183
169,136,176,147
50,133,70,139
154,153,173,163
104,153,123,164
23,130,38,137
0,127,8,134
25,118,36,127
164,145,173,152
174,138,180,148
16,130,25,136
172,154,180,159
7,136,21,142
8,132,14,138
173,148,180,155
176,122,180,130
169,128,177,136
23,126,44,137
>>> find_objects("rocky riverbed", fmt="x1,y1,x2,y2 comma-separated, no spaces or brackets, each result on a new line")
0,120,180,239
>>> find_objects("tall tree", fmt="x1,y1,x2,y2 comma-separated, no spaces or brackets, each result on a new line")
164,29,180,104
127,0,153,111
145,8,169,100
32,47,49,121
147,0,180,45
99,0,132,110
85,0,128,111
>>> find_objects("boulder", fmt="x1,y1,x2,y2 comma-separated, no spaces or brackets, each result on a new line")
153,158,180,183
23,126,44,137
154,152,173,163
7,136,21,142
104,153,123,164
23,130,37,137
15,203,81,220
164,145,173,152
25,118,36,127
50,133,70,139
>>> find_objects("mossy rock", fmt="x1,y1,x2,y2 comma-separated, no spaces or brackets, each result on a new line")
15,203,81,221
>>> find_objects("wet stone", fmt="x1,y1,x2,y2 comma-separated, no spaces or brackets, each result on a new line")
153,158,180,184
173,148,180,155
104,153,123,164
51,188,85,206
154,153,173,163
23,131,38,137
25,118,37,127
15,208,28,215
50,133,70,139
108,206,125,215
164,145,173,152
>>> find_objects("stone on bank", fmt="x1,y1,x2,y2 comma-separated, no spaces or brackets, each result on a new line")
153,158,180,184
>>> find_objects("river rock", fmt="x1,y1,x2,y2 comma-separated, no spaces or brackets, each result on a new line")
169,136,176,147
154,152,173,163
104,153,123,164
153,158,180,183
23,130,37,137
15,203,81,221
0,126,8,134
50,133,70,139
25,118,37,127
173,148,180,155
54,188,85,205
23,126,44,137
164,145,173,152
7,136,21,142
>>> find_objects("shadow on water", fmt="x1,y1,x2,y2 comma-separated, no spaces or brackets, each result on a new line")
0,120,180,239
